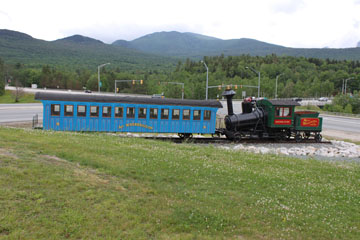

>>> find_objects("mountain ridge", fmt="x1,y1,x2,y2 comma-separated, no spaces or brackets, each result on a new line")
0,29,176,70
112,31,360,60
1,29,360,69
55,35,104,44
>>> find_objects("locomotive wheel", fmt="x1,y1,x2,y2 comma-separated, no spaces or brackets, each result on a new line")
234,132,243,141
315,133,322,142
212,133,221,138
295,133,302,143
178,133,193,139
286,129,292,141
304,132,311,139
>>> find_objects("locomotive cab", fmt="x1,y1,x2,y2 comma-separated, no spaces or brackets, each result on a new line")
256,99,300,129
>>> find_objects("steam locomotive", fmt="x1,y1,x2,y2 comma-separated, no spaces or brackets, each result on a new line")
217,89,323,142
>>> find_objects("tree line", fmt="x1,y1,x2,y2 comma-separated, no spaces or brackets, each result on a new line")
1,54,359,101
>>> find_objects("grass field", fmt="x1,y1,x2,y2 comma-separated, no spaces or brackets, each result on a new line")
0,90,39,104
0,127,359,239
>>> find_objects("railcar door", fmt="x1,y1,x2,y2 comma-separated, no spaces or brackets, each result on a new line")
89,105,100,131
148,107,160,133
159,107,170,133
49,103,62,131
114,105,125,132
100,105,112,132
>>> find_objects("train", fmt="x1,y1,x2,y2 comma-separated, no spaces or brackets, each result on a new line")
217,89,323,142
35,89,323,142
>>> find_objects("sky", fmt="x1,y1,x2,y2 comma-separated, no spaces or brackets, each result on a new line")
1,0,360,48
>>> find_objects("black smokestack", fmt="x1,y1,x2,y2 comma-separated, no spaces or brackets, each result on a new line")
222,88,236,115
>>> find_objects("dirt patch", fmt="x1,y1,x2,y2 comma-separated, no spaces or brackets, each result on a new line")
322,129,360,142
0,121,36,129
39,154,126,190
0,148,19,159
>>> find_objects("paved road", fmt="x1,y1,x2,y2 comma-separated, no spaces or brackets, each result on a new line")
321,114,360,134
0,103,43,123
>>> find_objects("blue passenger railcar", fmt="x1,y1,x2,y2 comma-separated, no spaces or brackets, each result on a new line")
35,92,223,135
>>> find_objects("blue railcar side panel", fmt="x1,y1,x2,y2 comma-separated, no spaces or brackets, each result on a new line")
101,118,112,132
43,103,50,130
40,99,220,134
63,117,74,131
76,118,87,131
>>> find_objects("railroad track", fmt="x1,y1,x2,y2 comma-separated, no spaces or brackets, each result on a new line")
144,137,332,144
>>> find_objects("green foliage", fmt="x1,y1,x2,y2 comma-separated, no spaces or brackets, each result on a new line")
0,58,4,96
325,92,360,114
0,81,4,96
2,49,360,99
0,90,39,103
344,103,353,114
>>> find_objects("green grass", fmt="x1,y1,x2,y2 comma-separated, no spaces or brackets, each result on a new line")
0,90,40,104
0,127,359,239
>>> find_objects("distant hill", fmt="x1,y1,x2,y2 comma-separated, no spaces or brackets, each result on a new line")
1,29,360,72
55,35,104,45
113,31,360,60
0,29,176,70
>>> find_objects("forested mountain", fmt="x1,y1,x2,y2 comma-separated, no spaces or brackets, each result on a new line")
55,35,104,44
113,31,360,61
0,29,176,70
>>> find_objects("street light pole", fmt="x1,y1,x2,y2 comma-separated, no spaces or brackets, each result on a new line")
201,61,209,100
275,73,283,99
344,77,354,95
98,63,110,93
246,66,261,98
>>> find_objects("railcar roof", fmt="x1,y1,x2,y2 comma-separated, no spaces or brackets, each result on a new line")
35,92,223,108
258,99,301,106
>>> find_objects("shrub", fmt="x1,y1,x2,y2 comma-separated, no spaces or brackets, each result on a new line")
344,104,353,114
0,79,4,96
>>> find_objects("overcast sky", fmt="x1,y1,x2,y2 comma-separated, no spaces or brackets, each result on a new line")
1,0,360,48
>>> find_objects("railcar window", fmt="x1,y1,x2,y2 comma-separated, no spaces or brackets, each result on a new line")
204,110,211,120
183,109,190,120
64,105,74,117
115,107,123,118
150,108,158,119
77,105,86,117
90,106,99,117
139,108,147,119
275,107,291,117
161,108,169,119
51,104,60,116
193,110,201,120
103,106,111,118
172,109,180,120
127,107,135,118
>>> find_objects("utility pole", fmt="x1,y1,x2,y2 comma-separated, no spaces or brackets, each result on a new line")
201,61,209,100
98,63,110,93
275,73,283,99
344,77,354,95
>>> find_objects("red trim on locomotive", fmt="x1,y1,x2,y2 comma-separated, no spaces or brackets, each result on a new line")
274,119,292,125
300,118,319,127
